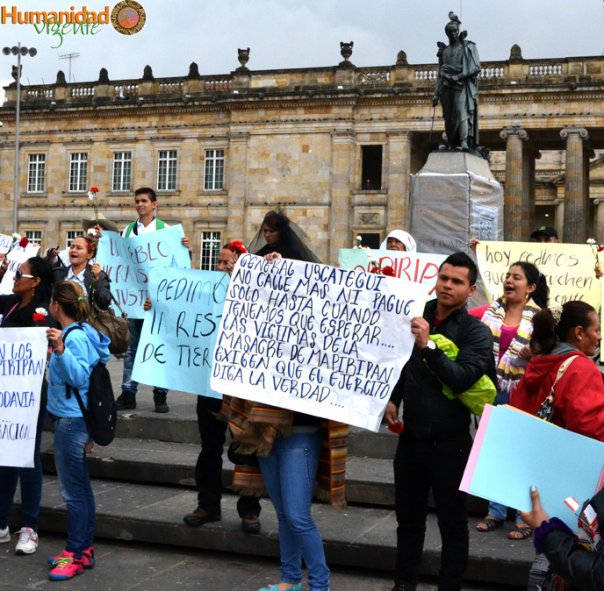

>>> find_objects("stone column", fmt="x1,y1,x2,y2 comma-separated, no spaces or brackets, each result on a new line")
560,127,590,242
385,131,411,230
554,198,565,242
500,126,534,241
226,131,249,241
329,129,354,264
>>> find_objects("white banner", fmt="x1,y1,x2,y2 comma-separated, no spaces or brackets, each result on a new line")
210,254,428,431
0,234,41,295
0,328,47,468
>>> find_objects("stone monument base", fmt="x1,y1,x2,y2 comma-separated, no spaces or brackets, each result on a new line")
409,151,504,255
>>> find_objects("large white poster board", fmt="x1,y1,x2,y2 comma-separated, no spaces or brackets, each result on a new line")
211,254,428,431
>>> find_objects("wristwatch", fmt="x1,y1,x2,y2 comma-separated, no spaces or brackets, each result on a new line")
422,340,437,355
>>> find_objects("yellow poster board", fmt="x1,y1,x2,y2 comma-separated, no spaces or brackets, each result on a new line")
475,241,600,309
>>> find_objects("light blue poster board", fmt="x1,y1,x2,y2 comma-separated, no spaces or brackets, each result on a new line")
461,405,604,529
97,225,191,319
131,267,228,397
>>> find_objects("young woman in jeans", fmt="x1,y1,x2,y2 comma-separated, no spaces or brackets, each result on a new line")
0,256,53,555
45,281,110,581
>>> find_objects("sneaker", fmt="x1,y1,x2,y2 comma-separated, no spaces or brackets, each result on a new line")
0,526,10,543
15,527,38,555
49,548,95,569
48,556,84,581
183,506,221,527
256,584,302,591
153,389,169,413
116,390,136,410
241,514,261,534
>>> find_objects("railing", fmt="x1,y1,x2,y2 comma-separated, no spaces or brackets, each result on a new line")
6,55,602,107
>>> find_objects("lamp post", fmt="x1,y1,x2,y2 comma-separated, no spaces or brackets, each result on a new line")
2,43,37,234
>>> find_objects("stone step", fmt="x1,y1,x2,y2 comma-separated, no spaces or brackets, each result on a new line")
40,433,490,514
16,476,531,588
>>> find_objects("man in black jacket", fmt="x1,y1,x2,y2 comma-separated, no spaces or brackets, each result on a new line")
385,252,496,591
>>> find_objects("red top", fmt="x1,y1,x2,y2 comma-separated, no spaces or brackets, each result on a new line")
510,350,604,441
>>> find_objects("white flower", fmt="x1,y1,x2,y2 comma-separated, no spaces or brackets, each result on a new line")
88,191,95,200
356,235,362,241
87,228,97,237
35,307,48,317
11,232,21,241
587,238,597,245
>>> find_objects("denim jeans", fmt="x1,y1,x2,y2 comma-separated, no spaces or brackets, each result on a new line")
53,417,95,558
487,501,522,525
258,430,329,591
121,318,167,396
0,400,46,531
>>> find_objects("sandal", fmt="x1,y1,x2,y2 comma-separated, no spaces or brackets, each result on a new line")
507,526,533,540
475,517,504,532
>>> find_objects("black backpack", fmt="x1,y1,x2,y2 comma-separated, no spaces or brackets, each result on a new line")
63,324,117,446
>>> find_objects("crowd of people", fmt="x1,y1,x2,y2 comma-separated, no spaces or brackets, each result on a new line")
1,188,603,591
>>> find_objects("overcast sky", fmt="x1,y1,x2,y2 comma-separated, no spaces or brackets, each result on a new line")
0,0,602,88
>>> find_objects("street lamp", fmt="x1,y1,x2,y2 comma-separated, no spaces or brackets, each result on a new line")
2,43,37,234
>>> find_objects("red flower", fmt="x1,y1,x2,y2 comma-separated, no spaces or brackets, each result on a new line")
598,246,604,252
32,313,46,325
227,240,248,255
19,236,29,248
370,266,380,274
381,265,395,277
89,186,99,193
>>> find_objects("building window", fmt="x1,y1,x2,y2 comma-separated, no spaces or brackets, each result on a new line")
112,151,132,192
200,231,222,271
27,154,46,193
359,232,381,249
361,145,383,190
69,152,88,192
204,149,225,191
65,230,81,248
24,230,43,245
157,149,177,191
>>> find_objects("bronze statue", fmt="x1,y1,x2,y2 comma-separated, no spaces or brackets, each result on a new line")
432,12,481,151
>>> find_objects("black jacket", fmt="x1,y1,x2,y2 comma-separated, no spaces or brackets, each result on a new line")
390,299,496,438
52,265,112,310
540,489,604,591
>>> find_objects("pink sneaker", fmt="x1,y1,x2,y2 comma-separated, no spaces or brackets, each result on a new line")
48,556,84,581
48,548,95,569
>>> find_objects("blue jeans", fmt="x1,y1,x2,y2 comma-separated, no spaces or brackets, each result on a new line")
121,318,167,396
487,501,522,525
0,402,46,531
53,417,95,558
258,430,329,591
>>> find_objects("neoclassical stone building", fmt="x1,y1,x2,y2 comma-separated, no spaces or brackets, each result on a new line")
1,44,604,267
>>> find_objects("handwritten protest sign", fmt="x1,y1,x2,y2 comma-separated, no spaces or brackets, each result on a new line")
476,241,600,308
132,267,228,396
96,225,191,318
0,235,41,295
211,254,428,431
0,328,47,468
339,248,446,298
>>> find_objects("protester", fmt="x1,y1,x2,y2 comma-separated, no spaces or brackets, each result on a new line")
385,252,496,591
472,262,549,540
510,301,604,441
0,256,52,555
45,281,110,580
183,240,262,534
379,230,417,252
52,235,112,311
249,210,321,262
530,226,559,243
116,187,189,413
223,212,342,591
520,486,604,591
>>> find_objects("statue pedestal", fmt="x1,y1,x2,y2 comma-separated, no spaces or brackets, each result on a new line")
409,151,503,254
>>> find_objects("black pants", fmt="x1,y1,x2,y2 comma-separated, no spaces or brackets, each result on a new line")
195,396,261,518
393,431,472,591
